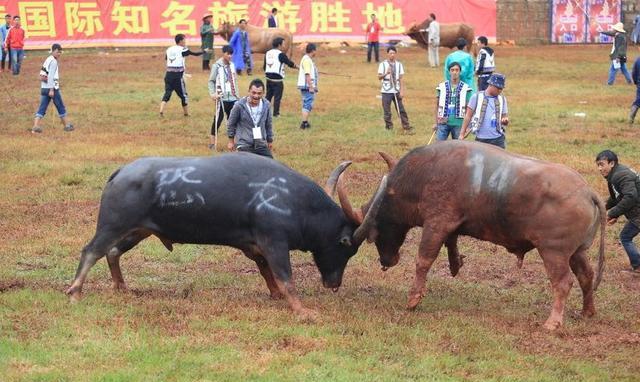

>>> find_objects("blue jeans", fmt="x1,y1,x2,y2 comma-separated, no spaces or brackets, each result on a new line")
35,88,67,118
620,220,640,269
10,49,23,75
300,89,315,112
607,61,632,85
634,86,640,107
436,123,461,140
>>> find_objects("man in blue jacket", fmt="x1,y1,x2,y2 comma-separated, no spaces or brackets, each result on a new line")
229,19,253,75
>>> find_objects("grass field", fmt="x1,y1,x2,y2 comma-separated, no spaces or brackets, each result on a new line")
1,43,640,381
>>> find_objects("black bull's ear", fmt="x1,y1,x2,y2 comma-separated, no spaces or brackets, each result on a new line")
339,235,352,247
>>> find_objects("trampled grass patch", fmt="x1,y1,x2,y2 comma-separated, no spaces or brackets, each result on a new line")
1,44,640,381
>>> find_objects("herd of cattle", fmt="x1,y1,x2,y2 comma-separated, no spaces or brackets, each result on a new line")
65,141,605,331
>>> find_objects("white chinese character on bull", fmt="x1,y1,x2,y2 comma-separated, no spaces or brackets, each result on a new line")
248,177,291,215
155,166,206,208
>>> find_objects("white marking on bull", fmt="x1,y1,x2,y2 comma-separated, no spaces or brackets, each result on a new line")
248,177,292,215
487,162,511,194
467,151,484,194
155,167,206,208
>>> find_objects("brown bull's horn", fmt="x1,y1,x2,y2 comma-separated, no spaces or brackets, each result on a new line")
337,176,363,225
353,175,388,246
378,152,398,171
324,161,352,197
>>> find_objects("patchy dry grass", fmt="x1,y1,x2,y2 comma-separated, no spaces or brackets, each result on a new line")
1,44,639,381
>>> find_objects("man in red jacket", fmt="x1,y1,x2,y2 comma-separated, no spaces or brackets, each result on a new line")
365,14,382,63
4,16,24,75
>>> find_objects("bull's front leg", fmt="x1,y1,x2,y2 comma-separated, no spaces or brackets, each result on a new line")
445,235,465,277
262,244,317,322
407,228,448,310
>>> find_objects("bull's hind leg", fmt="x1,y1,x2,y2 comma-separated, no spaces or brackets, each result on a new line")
242,248,284,300
65,230,127,302
407,228,448,310
106,231,150,292
540,250,574,330
569,249,596,318
445,235,464,277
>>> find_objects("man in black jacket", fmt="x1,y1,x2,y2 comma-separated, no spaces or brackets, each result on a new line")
602,22,632,85
596,150,640,272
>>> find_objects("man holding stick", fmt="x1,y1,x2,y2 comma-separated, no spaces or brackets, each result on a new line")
208,44,239,150
377,46,413,133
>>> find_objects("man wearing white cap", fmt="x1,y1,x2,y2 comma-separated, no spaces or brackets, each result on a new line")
601,22,632,85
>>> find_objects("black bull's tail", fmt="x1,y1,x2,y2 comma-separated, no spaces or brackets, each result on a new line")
592,193,606,291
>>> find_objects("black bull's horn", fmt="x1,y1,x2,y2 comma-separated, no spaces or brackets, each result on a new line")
352,176,387,245
324,161,352,197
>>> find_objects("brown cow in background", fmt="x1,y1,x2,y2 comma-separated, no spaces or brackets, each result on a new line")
405,19,475,52
337,141,606,331
218,22,294,57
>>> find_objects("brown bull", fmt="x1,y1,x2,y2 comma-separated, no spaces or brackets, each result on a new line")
337,141,606,330
405,20,475,51
218,22,294,57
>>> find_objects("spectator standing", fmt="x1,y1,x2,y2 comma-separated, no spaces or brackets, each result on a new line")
31,44,74,133
0,14,11,72
227,79,274,158
4,16,24,75
208,44,240,149
159,34,205,117
229,19,253,75
365,14,382,63
268,8,278,28
601,22,632,85
264,37,297,118
200,14,216,71
426,13,440,67
595,150,640,273
433,62,472,141
443,38,475,91
377,46,413,133
629,55,640,124
459,73,509,149
475,36,495,91
297,43,318,129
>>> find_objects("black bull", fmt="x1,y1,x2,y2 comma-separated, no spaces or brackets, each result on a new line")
65,153,377,320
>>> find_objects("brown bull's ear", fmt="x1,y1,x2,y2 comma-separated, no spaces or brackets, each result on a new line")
378,152,397,171
366,227,379,244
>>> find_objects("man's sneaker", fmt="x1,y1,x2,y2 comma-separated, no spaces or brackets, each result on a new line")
300,121,310,129
622,266,640,274
402,127,415,135
31,126,43,134
64,124,74,132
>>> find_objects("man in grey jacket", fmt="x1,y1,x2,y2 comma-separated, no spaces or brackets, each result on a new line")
596,150,640,272
227,79,274,158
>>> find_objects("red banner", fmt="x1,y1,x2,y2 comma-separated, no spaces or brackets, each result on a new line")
0,0,496,49
551,0,621,43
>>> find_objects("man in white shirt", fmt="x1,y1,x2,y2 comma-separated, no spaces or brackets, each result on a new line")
31,43,73,133
377,46,413,133
426,13,440,67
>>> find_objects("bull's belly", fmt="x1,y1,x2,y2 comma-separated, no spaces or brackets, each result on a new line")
457,224,535,254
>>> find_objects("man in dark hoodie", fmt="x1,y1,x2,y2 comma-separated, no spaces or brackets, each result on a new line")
475,36,495,91
596,150,640,273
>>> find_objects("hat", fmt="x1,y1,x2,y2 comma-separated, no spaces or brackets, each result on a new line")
50,43,62,52
202,13,213,21
456,37,467,48
611,22,625,33
487,73,506,89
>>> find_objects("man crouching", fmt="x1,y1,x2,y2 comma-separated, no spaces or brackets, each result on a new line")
227,79,274,158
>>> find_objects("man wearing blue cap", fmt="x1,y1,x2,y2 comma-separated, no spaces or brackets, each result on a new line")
459,73,509,148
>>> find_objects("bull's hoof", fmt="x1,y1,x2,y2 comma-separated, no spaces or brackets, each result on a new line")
269,291,284,300
112,282,128,292
581,307,596,318
543,319,562,331
295,308,319,323
406,294,423,311
65,287,82,303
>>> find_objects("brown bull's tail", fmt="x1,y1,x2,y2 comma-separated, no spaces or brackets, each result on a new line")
592,193,606,291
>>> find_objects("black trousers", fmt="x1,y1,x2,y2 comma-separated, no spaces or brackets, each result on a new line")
478,73,492,91
367,42,379,62
162,72,187,106
202,59,210,71
237,143,273,158
1,46,10,70
211,100,235,135
266,79,284,116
